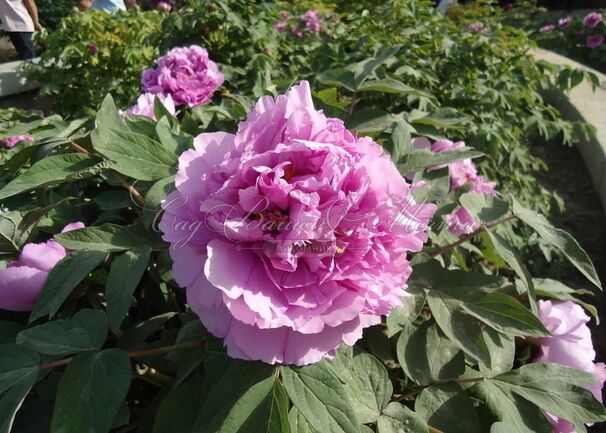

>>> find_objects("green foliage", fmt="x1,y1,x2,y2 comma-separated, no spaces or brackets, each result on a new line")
0,1,604,433
25,10,163,116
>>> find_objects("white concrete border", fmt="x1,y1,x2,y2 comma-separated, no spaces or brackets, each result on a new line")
0,58,39,97
532,48,606,210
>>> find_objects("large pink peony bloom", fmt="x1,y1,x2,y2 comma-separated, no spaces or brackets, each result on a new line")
159,81,436,365
125,93,177,120
2,134,34,149
141,45,224,108
534,300,606,433
0,222,85,311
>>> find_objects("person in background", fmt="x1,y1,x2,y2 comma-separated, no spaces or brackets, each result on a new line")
0,0,41,60
78,0,138,13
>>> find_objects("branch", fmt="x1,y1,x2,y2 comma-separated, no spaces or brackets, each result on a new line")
391,377,485,402
38,340,205,370
67,140,146,206
429,214,517,257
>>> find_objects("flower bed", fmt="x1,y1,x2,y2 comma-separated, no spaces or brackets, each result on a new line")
0,1,605,432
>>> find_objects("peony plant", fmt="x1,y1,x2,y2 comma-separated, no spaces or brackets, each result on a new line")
1,2,605,432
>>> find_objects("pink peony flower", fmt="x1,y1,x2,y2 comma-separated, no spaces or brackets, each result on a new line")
125,93,176,120
159,81,436,365
558,16,573,28
583,12,603,28
445,207,480,237
278,11,290,20
411,138,496,193
141,45,224,108
468,22,489,33
291,27,304,38
301,10,322,33
587,34,605,48
0,222,85,311
156,1,171,11
540,24,556,33
87,44,99,55
534,300,606,433
2,134,34,149
412,137,496,237
273,21,288,32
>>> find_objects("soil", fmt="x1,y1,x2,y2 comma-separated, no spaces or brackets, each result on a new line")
531,139,606,432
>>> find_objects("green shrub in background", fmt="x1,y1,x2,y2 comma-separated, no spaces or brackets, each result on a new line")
37,0,77,29
25,10,163,117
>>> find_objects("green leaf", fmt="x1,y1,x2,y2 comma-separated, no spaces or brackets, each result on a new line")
0,370,38,433
386,290,426,337
397,321,465,386
513,200,601,289
398,148,484,175
152,373,206,433
106,246,151,331
216,376,290,433
473,381,551,433
288,407,319,433
94,94,125,131
0,344,39,394
0,154,107,201
426,294,491,364
281,361,361,433
459,193,509,224
377,402,429,433
357,78,417,94
51,349,131,433
54,224,145,252
485,230,537,313
142,176,175,229
345,353,392,423
92,128,177,181
389,119,413,164
192,356,276,433
30,250,108,322
533,278,598,322
415,384,481,433
455,292,548,337
492,363,606,432
17,309,107,355
478,327,514,376
347,110,397,134
409,108,472,129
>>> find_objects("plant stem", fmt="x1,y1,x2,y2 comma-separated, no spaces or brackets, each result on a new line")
429,214,517,257
391,377,485,402
38,340,205,371
428,426,445,433
67,140,146,206
348,92,357,115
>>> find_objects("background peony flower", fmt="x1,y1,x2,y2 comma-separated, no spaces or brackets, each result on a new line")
125,93,176,119
141,45,224,107
412,137,496,237
558,16,573,28
445,207,480,237
540,24,556,33
0,222,85,311
301,10,322,33
87,44,99,55
583,11,603,28
587,34,605,48
534,300,606,433
468,22,488,33
156,1,171,11
160,81,436,365
291,27,304,38
2,134,34,149
273,21,288,32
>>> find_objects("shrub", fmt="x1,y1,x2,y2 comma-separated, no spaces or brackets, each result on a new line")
37,0,76,29
25,10,164,117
